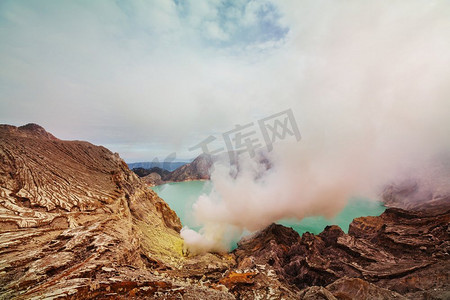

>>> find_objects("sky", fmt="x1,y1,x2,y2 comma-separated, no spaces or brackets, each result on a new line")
1,0,450,163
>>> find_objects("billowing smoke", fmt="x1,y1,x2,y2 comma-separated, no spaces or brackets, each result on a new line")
181,0,450,254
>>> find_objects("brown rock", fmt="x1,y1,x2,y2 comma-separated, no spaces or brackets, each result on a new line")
232,204,450,299
0,124,232,299
298,286,337,300
163,153,213,182
219,271,257,288
326,277,407,300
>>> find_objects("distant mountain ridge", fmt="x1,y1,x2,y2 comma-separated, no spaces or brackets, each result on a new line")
132,151,274,186
133,154,213,186
128,161,190,172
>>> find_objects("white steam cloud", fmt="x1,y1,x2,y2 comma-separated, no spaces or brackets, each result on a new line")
181,0,450,254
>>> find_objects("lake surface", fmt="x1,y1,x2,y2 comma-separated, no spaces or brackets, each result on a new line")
152,180,386,240
152,180,212,231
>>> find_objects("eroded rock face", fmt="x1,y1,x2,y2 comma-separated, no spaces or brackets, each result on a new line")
298,277,407,300
232,204,450,299
0,124,234,299
325,277,407,300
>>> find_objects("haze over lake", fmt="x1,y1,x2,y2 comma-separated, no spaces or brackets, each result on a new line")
152,180,386,249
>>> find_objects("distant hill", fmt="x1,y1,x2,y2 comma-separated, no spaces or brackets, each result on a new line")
164,153,213,182
127,161,190,172
133,152,274,186
133,154,213,186
131,166,170,178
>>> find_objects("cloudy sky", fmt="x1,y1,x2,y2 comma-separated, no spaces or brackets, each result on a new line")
1,0,449,163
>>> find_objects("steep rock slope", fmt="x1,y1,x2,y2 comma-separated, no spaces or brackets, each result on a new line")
0,124,233,299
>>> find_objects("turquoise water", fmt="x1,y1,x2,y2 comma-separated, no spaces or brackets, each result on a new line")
152,181,385,238
279,198,386,235
152,181,213,231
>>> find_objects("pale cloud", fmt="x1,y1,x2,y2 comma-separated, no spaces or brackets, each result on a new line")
0,1,288,161
0,0,449,165
137,0,450,253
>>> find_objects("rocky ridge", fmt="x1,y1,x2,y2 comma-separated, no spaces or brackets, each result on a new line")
139,153,213,186
232,203,450,299
0,124,233,299
136,151,272,187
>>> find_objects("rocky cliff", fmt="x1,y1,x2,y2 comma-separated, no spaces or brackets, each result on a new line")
231,203,450,299
0,124,233,299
